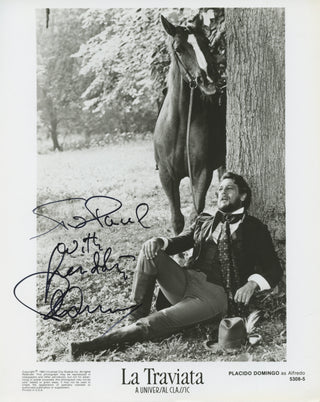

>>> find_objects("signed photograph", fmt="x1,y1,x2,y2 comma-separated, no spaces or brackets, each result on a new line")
26,7,286,363
2,1,320,401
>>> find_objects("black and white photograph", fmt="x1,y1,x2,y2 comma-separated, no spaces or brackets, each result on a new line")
32,7,286,362
1,0,319,401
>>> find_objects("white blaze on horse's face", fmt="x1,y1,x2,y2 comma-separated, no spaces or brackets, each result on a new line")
187,34,213,84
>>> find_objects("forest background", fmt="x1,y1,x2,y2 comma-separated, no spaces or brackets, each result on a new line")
37,8,214,152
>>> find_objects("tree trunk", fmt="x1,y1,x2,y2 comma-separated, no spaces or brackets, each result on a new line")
50,117,63,151
225,8,285,264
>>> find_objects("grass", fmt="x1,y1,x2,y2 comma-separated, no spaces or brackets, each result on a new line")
36,138,286,362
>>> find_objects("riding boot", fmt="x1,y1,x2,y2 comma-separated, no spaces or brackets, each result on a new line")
70,321,149,359
130,271,156,321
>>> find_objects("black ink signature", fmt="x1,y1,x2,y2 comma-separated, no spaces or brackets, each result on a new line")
46,237,132,281
32,195,150,239
13,240,138,322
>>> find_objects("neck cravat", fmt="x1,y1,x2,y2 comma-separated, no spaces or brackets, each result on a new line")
218,215,245,317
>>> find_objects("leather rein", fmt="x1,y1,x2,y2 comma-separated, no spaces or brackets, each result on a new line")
173,50,199,214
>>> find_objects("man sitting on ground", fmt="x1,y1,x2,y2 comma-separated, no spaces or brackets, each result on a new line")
71,172,282,358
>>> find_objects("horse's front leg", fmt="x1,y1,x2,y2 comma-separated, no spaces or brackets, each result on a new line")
217,165,226,181
155,168,185,310
159,168,184,235
190,168,213,222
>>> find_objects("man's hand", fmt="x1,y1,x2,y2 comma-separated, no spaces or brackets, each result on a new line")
142,237,164,260
234,281,259,305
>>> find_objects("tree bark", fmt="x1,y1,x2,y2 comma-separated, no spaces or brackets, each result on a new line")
225,8,285,263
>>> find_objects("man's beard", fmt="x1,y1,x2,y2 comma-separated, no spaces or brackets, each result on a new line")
218,199,243,213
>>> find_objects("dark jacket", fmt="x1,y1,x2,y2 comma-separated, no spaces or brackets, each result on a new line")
165,212,282,289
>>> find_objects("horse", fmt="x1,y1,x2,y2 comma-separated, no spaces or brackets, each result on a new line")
154,15,226,235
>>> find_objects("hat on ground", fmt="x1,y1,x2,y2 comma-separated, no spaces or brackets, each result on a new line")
218,317,247,349
204,311,261,352
204,317,246,352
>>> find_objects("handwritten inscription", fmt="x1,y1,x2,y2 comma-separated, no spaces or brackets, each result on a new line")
14,232,138,322
14,196,151,326
32,195,150,239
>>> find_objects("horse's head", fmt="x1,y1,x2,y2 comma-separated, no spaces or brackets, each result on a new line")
161,14,219,96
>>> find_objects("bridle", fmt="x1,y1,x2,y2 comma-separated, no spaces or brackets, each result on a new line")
173,46,199,214
171,30,224,215
173,49,198,89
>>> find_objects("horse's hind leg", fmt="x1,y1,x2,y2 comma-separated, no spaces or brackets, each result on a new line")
159,169,184,235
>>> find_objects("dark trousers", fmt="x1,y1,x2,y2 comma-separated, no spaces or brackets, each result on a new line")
71,250,228,357
133,250,228,339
